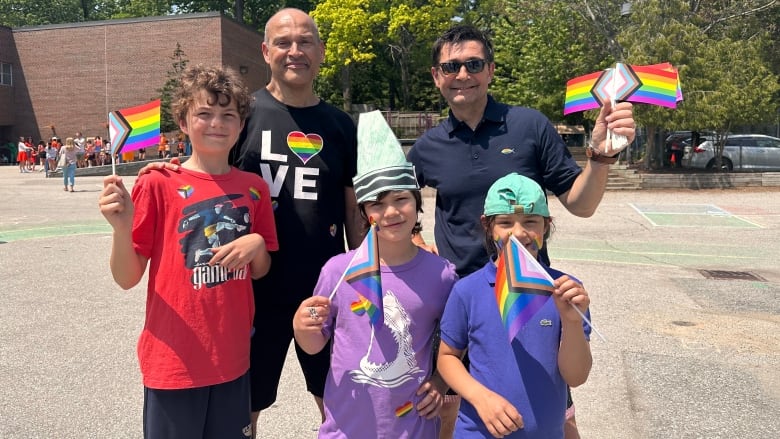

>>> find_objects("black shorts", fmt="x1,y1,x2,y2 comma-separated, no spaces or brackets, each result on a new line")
143,372,251,439
249,300,331,412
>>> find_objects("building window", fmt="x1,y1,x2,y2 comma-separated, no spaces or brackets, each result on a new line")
0,63,12,86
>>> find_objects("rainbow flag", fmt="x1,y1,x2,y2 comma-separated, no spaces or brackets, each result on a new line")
563,71,602,115
108,99,161,155
631,63,682,108
563,63,682,115
344,224,382,327
495,236,554,342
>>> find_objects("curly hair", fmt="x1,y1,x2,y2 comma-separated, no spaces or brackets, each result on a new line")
172,64,253,124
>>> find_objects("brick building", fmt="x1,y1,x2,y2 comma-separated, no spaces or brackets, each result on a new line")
0,12,269,161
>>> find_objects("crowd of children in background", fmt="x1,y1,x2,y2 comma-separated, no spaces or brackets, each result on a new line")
11,131,190,178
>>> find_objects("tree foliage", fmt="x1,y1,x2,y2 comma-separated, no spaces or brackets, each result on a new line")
616,0,779,167
0,0,84,26
157,42,189,133
312,0,457,111
490,0,605,120
1,0,778,154
176,0,315,29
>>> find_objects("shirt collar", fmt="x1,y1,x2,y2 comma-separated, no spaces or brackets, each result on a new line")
445,95,504,134
483,258,499,286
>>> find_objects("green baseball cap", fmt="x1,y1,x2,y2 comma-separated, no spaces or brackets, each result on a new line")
483,173,549,217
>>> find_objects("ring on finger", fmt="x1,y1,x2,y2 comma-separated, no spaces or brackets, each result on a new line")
308,306,319,320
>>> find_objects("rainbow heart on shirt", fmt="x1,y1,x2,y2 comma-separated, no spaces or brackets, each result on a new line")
287,131,323,165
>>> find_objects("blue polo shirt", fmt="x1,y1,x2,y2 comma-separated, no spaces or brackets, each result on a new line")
439,260,591,438
408,96,581,276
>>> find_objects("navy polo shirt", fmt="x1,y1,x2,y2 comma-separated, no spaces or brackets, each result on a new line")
408,96,581,276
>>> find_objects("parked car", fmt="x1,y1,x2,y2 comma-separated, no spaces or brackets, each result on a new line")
682,134,780,171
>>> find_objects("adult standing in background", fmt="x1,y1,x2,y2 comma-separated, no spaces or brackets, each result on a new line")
407,25,636,439
59,137,77,192
74,132,86,168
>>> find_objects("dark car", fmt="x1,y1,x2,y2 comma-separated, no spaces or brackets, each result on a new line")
664,131,714,167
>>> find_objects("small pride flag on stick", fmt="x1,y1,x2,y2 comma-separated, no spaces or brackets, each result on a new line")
564,63,682,115
329,221,383,327
495,236,605,342
564,62,682,154
108,99,161,174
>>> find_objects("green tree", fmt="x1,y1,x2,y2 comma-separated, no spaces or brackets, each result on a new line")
111,0,173,18
312,0,457,111
618,0,779,168
686,36,779,168
0,0,83,27
385,0,459,109
490,0,605,120
157,42,189,133
176,0,315,30
311,0,384,111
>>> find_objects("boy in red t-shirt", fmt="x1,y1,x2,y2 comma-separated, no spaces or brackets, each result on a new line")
98,65,278,439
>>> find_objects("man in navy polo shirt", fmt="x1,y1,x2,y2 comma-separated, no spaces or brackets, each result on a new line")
408,25,636,439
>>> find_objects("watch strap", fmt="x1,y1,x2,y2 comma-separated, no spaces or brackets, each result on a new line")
586,143,619,164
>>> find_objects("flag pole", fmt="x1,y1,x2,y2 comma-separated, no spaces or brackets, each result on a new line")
608,63,628,153
570,305,607,343
510,236,607,343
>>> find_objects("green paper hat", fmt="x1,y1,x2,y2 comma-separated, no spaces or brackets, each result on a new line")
353,110,419,203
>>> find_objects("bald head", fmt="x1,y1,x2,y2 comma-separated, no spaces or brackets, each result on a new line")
264,8,320,44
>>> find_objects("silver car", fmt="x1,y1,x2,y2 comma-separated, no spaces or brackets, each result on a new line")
682,134,780,170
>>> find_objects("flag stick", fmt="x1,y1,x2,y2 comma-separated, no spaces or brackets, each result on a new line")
511,236,607,343
570,304,607,343
608,64,628,153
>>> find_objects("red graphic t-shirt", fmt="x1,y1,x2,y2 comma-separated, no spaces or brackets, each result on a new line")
131,167,278,389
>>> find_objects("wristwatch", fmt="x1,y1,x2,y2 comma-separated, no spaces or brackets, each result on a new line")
585,143,619,164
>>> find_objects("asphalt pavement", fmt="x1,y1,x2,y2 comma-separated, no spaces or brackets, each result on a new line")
1,165,778,438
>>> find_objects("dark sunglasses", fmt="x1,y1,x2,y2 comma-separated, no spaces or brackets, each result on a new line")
438,59,487,75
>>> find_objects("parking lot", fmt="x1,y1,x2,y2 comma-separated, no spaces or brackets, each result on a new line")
1,166,779,438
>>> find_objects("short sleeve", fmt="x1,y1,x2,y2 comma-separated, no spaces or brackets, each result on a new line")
438,284,469,351
130,175,157,259
249,175,279,252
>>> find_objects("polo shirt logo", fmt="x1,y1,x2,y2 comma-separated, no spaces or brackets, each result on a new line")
539,319,553,327
500,148,515,155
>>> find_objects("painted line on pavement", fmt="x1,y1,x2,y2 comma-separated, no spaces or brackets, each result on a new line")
0,223,111,242
629,203,763,228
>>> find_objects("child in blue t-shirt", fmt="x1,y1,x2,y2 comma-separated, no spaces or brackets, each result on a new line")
437,173,592,438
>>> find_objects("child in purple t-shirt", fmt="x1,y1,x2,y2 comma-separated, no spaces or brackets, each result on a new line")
293,111,458,438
